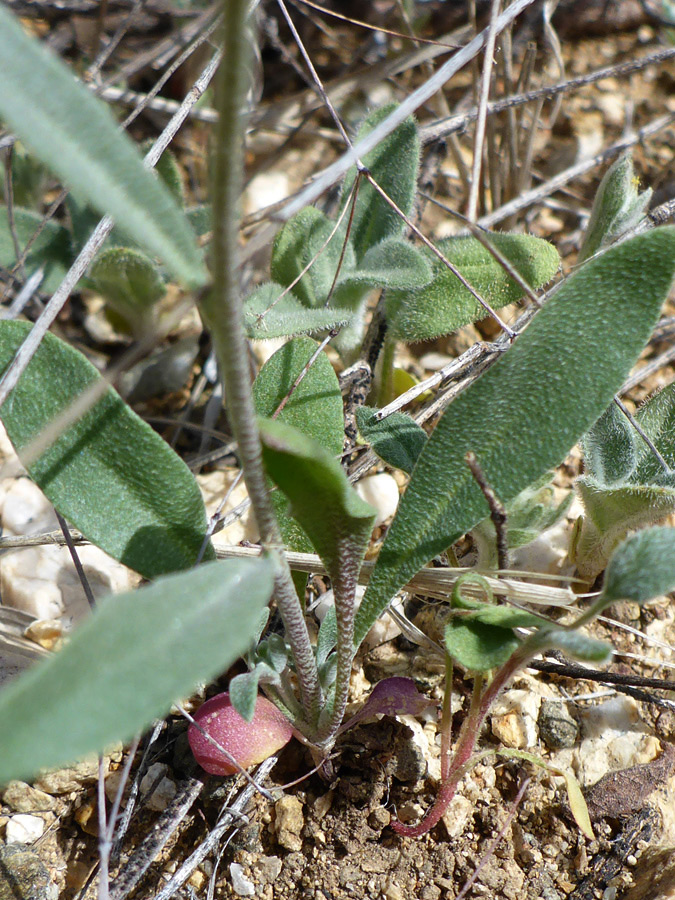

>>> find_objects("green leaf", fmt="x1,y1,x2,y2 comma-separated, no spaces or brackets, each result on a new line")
0,558,274,784
633,382,675,484
336,239,433,292
355,406,426,474
0,320,214,578
253,337,344,562
582,402,637,487
355,228,675,650
340,105,420,261
386,233,560,342
532,628,612,663
243,283,353,340
578,155,652,263
463,602,549,631
0,206,72,294
89,247,166,336
0,6,206,288
140,140,184,204
601,526,675,604
572,478,675,578
259,417,376,595
445,618,520,671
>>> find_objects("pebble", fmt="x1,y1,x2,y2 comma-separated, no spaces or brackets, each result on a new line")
5,814,45,844
490,689,541,749
441,793,474,839
2,782,56,813
229,863,255,898
34,755,109,794
274,795,304,852
257,855,282,882
538,700,579,750
139,763,177,811
0,844,57,900
354,473,399,527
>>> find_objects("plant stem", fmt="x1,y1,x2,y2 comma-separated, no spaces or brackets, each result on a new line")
200,0,321,726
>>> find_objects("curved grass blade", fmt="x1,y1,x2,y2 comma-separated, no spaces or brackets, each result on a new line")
0,7,206,287
0,558,274,784
0,320,214,578
355,228,675,648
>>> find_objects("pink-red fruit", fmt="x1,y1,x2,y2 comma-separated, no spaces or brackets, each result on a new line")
188,692,293,775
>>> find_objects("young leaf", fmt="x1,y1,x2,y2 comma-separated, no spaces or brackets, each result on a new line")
601,526,675,604
578,155,652,263
0,6,206,288
0,320,214,578
0,206,72,293
582,402,637,487
89,247,166,336
445,618,520,671
386,233,560,342
243,283,352,340
355,406,427,474
339,104,420,261
572,479,675,578
0,558,274,784
355,228,675,650
258,417,376,591
336,239,433,292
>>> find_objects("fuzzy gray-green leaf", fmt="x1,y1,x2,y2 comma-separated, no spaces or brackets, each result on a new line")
0,558,274,783
0,6,206,287
243,283,353,340
386,232,560,341
0,320,214,578
578,155,652,263
582,402,637,486
0,206,72,293
355,228,675,650
601,526,675,604
90,247,166,335
337,239,432,292
355,406,426,474
633,382,675,484
445,619,520,671
340,105,420,261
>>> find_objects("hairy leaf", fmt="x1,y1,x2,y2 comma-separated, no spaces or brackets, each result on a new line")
582,402,637,487
89,247,165,336
339,104,420,261
355,228,675,649
336,239,432,292
601,526,675,604
0,558,274,783
532,628,612,663
578,155,652,263
386,232,560,342
0,320,214,578
445,618,520,671
0,206,72,293
339,677,433,732
0,7,205,287
633,382,675,484
355,406,427,474
243,283,352,340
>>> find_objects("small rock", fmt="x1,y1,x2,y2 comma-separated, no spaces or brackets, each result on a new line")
2,782,56,813
243,171,289,216
395,801,424,824
140,763,177,811
491,689,541,749
354,473,399,527
538,700,579,750
0,844,57,900
34,755,107,794
257,856,282,883
5,814,45,844
274,795,304,852
441,794,474,839
229,863,255,898
74,798,98,836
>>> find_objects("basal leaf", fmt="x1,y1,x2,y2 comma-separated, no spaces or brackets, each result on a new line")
337,239,432,292
601,526,675,604
572,479,675,578
582,402,637,487
578,155,652,264
386,233,560,342
339,105,420,261
243,283,352,340
0,206,72,293
0,320,214,578
89,247,166,336
0,558,274,783
355,406,426,474
355,228,675,649
0,6,206,287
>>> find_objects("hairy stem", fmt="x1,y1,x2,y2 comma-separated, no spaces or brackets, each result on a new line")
200,0,321,725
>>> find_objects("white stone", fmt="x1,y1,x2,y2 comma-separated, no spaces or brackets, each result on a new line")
0,477,58,535
140,763,177,811
243,171,289,216
229,863,255,898
197,469,258,548
5,813,45,844
441,794,474,838
354,473,399,527
510,518,575,578
490,689,541,750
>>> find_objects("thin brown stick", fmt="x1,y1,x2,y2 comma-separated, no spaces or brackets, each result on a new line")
465,451,509,570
